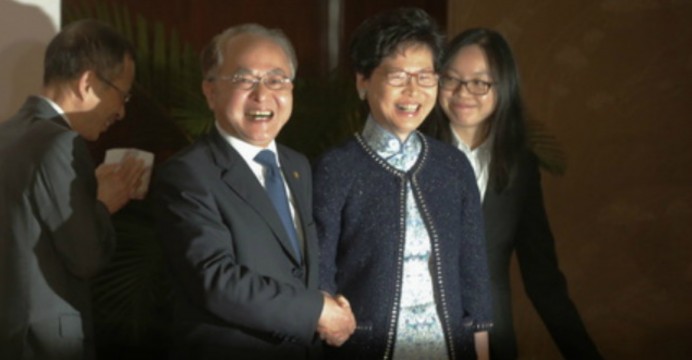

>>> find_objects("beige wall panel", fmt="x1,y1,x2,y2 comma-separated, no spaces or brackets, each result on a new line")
448,1,692,359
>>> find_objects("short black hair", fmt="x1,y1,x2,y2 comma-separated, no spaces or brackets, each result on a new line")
349,7,443,79
43,19,135,85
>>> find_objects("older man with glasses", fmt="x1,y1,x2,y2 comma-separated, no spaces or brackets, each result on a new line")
152,23,356,360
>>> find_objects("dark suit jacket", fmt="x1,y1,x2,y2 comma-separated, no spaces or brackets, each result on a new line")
0,96,116,360
153,127,323,360
483,150,601,360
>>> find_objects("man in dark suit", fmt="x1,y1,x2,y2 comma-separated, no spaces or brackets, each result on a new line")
153,24,356,359
0,20,145,359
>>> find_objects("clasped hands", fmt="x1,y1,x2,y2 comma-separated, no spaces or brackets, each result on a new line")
317,292,356,347
96,155,147,213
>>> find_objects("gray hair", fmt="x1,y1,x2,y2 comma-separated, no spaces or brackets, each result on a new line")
200,23,297,79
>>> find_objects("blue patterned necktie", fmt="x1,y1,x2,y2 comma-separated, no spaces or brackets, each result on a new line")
254,149,302,262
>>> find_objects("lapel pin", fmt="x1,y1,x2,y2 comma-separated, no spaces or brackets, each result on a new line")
293,171,300,179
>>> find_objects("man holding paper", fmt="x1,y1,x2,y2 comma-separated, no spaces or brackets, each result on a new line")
0,19,145,359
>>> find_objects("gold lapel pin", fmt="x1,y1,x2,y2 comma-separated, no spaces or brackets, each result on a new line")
293,171,300,179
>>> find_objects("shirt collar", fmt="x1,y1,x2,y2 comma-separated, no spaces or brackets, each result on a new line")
450,123,493,156
215,121,280,167
38,95,72,128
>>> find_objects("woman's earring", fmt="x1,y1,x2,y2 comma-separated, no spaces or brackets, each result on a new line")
358,89,366,100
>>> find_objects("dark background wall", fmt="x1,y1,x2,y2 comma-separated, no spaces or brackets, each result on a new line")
65,0,446,78
0,0,58,120
449,0,692,358
61,0,448,162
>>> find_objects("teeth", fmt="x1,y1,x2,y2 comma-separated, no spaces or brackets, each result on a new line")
396,104,419,112
247,110,273,120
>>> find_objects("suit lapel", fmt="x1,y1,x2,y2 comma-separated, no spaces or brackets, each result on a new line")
279,149,315,270
207,130,301,265
482,161,524,249
482,186,498,226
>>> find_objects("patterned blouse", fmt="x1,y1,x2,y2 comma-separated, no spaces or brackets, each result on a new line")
362,117,448,359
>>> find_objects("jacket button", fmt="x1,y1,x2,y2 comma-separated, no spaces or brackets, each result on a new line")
291,267,304,278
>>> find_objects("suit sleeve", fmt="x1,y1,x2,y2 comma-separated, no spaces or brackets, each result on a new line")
33,132,115,279
454,154,494,331
153,158,323,345
514,156,602,359
312,155,347,295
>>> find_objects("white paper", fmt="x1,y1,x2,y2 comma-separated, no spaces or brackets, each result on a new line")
104,148,154,199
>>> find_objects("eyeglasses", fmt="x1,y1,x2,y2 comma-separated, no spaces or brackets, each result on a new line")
439,75,494,95
384,70,439,88
210,73,293,91
96,74,131,103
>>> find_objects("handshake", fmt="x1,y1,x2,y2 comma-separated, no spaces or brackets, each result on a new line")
317,292,357,347
96,148,154,214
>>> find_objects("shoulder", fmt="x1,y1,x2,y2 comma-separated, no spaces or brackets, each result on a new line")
423,133,461,158
515,146,539,166
164,132,217,164
277,143,309,165
0,118,84,183
420,133,473,174
313,137,363,172
28,123,84,169
156,133,218,181
316,137,360,162
312,138,367,196
513,147,541,178
2,114,76,148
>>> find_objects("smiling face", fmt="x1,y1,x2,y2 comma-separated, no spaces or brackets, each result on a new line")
357,43,437,141
202,34,293,148
73,55,135,141
439,44,497,145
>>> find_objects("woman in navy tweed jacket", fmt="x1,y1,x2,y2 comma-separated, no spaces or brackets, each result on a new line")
313,8,493,360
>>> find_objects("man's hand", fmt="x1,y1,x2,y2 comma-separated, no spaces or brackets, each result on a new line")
96,155,146,214
317,292,356,347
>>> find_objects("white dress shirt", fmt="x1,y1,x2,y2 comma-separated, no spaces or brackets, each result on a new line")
215,121,304,251
450,125,493,202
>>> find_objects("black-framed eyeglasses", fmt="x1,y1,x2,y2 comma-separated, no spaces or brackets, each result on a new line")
384,70,439,88
439,75,494,95
96,74,132,103
209,73,293,91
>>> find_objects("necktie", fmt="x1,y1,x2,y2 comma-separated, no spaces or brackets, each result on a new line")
254,149,302,261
